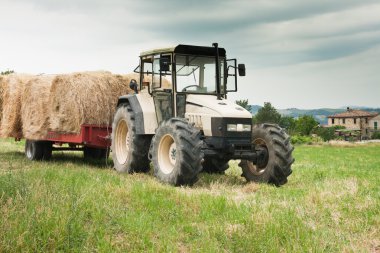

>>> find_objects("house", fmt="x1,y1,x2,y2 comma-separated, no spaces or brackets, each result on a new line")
369,114,380,131
327,107,379,139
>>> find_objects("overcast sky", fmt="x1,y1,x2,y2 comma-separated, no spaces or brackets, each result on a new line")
1,0,379,109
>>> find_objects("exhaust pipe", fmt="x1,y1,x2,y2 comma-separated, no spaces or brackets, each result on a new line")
212,42,222,100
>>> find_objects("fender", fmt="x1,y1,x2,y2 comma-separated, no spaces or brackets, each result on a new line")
117,94,157,135
117,95,145,134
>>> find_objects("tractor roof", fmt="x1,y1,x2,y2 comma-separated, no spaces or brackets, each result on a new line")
140,44,226,57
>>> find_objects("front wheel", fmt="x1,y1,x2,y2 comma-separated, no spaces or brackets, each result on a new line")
239,124,294,186
150,118,203,186
111,104,151,173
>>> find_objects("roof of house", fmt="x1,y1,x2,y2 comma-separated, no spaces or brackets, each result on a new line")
328,108,378,118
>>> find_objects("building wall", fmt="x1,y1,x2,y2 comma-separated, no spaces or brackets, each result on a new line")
328,117,368,130
369,115,380,130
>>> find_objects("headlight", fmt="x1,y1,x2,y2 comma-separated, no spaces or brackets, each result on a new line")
242,124,251,132
227,124,251,132
227,124,237,131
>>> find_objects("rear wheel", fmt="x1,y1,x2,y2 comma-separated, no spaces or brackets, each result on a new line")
239,124,294,186
202,158,229,173
111,104,151,173
150,118,203,186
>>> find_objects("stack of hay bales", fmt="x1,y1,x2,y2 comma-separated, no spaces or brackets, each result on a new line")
0,71,172,139
0,74,33,138
49,71,134,134
21,75,55,140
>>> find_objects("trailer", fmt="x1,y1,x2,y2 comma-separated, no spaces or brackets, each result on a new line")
24,124,111,161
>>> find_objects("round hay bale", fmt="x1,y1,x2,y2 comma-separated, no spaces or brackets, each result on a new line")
0,74,33,138
120,73,172,91
0,76,5,126
49,71,134,133
21,75,55,140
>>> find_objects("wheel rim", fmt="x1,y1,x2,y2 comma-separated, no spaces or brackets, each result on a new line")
158,134,176,174
115,119,130,165
247,138,269,176
26,141,33,159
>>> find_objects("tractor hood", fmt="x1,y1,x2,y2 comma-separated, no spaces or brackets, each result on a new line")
186,95,252,118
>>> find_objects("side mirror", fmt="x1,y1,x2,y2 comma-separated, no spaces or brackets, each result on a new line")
129,79,138,94
238,64,246,76
160,58,170,72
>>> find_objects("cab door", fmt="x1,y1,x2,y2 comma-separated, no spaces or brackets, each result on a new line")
151,54,174,124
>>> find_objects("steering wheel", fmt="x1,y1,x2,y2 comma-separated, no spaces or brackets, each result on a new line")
182,85,201,92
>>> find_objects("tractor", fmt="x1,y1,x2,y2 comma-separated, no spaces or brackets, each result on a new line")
111,43,294,186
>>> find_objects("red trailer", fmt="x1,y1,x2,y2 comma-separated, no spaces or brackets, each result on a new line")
24,124,112,161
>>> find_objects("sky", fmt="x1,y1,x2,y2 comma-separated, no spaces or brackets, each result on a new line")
0,0,379,109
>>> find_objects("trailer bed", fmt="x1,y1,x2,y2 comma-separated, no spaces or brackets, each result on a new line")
44,124,112,148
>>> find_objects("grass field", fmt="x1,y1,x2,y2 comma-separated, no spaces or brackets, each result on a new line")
0,138,379,252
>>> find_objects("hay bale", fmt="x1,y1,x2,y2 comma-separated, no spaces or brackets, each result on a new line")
0,76,4,126
49,71,134,133
21,75,55,140
120,73,172,90
0,74,33,138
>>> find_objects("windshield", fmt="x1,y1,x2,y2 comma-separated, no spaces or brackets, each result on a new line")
176,54,224,94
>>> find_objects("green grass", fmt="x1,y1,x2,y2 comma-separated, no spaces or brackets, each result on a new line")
0,139,379,252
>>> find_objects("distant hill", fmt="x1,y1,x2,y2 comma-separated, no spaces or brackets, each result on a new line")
250,105,263,115
250,105,380,125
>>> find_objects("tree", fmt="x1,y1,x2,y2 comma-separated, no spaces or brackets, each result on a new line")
312,125,345,141
312,126,335,141
279,116,296,134
235,99,252,112
1,69,14,75
295,115,319,136
254,102,281,124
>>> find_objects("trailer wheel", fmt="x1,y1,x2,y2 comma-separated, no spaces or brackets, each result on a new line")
150,118,203,186
83,147,109,160
25,140,44,161
239,124,294,186
202,158,229,173
25,140,52,161
111,104,151,173
43,141,53,160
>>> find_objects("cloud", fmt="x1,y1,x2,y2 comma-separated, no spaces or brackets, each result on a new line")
219,3,379,69
229,44,380,109
0,0,379,108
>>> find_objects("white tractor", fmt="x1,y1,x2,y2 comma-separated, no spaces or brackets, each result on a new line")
111,43,294,186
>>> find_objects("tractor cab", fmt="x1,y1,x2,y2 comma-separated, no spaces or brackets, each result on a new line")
135,44,245,123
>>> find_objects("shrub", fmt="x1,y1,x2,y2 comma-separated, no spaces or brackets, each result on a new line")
312,125,345,141
372,131,380,140
1,70,14,75
290,135,322,145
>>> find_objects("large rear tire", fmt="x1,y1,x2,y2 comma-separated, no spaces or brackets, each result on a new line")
239,124,294,186
150,118,203,186
111,104,151,173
